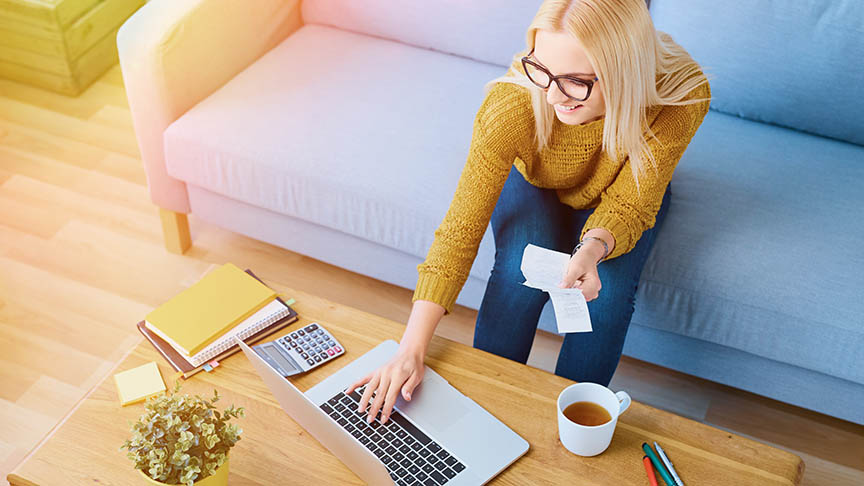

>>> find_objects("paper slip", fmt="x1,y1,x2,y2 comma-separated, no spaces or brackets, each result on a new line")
520,243,593,333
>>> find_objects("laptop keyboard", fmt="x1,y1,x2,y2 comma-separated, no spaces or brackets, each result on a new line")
319,384,466,485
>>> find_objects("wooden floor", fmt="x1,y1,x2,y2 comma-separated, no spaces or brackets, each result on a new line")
0,63,862,486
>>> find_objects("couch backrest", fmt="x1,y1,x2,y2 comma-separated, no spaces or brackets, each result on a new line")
301,0,543,67
304,0,863,147
650,0,864,146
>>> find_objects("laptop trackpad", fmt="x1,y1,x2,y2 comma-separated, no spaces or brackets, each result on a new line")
394,375,470,434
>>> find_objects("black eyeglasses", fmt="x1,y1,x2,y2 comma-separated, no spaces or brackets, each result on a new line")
521,48,599,102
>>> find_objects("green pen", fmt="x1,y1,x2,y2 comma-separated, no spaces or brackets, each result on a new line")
642,442,677,486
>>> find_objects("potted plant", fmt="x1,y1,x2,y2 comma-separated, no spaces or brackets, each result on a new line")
121,381,245,486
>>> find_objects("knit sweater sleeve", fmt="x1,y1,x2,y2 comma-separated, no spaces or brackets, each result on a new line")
412,81,533,315
579,79,712,260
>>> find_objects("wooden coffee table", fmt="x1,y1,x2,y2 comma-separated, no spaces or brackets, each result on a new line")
7,287,804,485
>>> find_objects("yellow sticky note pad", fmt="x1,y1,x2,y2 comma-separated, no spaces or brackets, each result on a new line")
113,362,166,406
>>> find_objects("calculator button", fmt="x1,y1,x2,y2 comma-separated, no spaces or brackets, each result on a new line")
319,352,327,360
327,349,335,356
322,343,330,350
298,330,305,336
306,358,314,365
308,324,318,331
314,355,321,362
290,332,298,339
334,346,343,353
290,341,298,348
301,352,308,359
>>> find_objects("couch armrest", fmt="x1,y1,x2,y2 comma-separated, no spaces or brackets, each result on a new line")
117,0,303,213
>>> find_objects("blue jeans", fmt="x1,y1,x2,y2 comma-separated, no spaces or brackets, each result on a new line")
473,165,672,386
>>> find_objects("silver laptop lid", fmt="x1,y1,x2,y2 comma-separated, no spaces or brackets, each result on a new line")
235,337,395,485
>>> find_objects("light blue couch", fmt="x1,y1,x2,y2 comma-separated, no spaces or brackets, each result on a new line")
118,0,864,425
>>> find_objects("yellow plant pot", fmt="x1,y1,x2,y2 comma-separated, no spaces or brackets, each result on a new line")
138,457,229,486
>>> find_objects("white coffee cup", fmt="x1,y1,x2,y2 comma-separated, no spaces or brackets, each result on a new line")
557,382,632,456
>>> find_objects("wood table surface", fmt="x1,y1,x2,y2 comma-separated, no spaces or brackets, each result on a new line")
8,287,804,485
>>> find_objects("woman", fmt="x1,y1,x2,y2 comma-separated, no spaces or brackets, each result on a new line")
348,0,711,426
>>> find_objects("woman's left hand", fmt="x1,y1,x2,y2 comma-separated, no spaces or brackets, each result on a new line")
558,248,602,302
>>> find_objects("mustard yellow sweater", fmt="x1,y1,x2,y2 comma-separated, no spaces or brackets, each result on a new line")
413,66,711,315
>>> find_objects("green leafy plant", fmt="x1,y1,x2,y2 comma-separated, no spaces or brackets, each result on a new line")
120,381,245,485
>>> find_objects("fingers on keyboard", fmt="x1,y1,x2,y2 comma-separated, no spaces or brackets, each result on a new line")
381,384,401,423
359,379,377,412
370,380,391,422
346,373,371,395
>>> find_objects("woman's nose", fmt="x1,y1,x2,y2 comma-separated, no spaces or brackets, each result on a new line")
545,83,568,105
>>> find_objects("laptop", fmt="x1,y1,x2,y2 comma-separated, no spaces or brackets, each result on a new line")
236,337,529,485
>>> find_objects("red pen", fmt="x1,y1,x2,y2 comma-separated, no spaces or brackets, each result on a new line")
643,455,659,486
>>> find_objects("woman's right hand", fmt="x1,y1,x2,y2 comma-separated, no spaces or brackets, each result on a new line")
345,346,426,425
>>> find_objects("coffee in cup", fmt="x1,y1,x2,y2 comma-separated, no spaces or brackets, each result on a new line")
557,382,631,456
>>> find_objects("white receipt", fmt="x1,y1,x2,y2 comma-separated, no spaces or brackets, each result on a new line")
520,243,593,333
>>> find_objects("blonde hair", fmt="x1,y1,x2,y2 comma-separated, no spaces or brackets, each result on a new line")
485,0,711,193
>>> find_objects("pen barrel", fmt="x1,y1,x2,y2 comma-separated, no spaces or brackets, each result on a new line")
643,456,659,486
655,443,683,486
642,443,677,486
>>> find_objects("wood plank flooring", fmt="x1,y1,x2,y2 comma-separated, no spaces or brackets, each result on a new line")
1,63,862,486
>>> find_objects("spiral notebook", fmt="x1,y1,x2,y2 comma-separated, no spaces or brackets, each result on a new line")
175,298,291,367
137,269,299,379
144,262,277,356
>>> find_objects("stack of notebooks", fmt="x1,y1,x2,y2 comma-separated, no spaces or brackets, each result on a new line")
137,263,298,379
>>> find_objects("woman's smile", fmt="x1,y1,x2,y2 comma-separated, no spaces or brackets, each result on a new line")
555,103,583,114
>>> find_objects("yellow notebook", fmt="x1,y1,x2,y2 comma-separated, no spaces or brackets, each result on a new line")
144,263,277,356
114,362,166,406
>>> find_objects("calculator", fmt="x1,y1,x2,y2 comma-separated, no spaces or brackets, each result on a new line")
251,322,345,377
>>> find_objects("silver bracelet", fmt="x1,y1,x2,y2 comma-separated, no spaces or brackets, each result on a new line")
572,237,609,264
